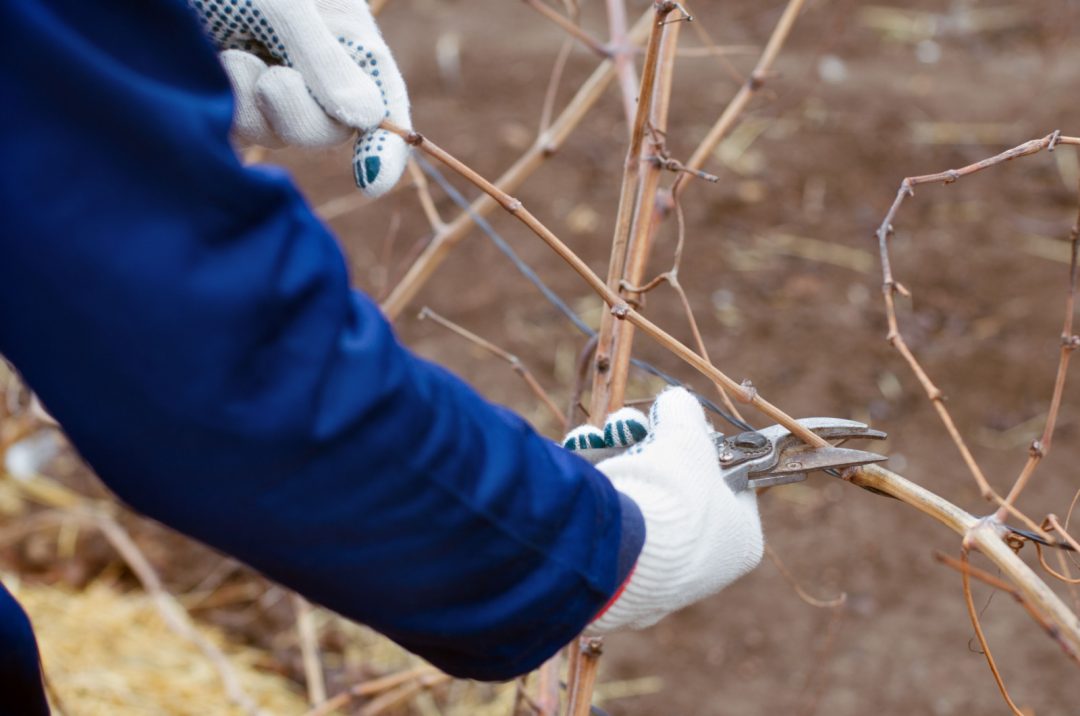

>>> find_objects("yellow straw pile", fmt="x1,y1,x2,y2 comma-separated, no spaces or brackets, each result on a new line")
9,576,309,716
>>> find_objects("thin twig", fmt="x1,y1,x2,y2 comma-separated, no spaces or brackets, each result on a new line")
622,195,747,421
1035,542,1080,584
372,212,402,302
765,544,846,609
564,641,583,715
381,119,839,446
953,550,1026,716
605,0,639,129
179,558,241,610
415,155,749,431
1047,514,1080,553
883,275,1028,526
1067,490,1080,570
675,44,758,58
292,594,327,707
314,179,412,222
359,673,450,716
568,335,598,427
536,655,561,715
0,510,68,550
876,133,1080,538
682,3,755,81
523,0,610,58
674,0,808,195
536,0,581,136
512,676,532,716
599,10,685,414
0,423,40,466
407,157,447,233
569,637,604,716
650,155,719,183
1043,514,1080,576
606,0,811,419
539,38,576,135
381,11,654,319
1050,502,1080,609
574,11,678,708
1057,547,1080,615
301,666,440,716
996,186,1080,517
591,1,680,420
418,307,567,432
936,551,1080,667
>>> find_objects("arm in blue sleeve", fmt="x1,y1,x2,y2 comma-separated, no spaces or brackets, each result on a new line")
0,0,643,679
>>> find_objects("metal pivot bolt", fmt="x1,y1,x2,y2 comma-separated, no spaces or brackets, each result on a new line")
734,431,769,449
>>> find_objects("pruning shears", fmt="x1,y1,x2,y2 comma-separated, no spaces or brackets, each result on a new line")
574,417,888,494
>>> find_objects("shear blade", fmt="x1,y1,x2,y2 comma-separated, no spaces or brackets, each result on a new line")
746,472,808,490
758,417,887,445
765,446,888,476
814,427,887,442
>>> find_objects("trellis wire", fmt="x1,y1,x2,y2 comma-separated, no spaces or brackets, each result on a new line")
414,154,753,432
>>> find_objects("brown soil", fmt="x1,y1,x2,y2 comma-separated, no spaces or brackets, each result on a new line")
9,1,1080,714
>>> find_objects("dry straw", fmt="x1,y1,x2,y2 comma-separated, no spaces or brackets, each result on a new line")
10,576,309,716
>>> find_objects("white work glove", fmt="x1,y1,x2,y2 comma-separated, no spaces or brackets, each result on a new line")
563,388,764,632
188,0,411,197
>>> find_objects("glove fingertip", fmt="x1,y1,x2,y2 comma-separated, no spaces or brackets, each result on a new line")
603,407,649,447
562,425,605,451
649,387,709,434
353,130,409,197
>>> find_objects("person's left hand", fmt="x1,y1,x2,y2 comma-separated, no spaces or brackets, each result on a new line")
188,0,411,197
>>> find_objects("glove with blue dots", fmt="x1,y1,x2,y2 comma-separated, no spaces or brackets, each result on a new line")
188,0,411,197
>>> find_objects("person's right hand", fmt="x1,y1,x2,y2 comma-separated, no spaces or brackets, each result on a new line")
188,0,411,197
563,388,765,632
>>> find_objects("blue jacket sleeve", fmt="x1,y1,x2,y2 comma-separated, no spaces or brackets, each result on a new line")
0,0,643,680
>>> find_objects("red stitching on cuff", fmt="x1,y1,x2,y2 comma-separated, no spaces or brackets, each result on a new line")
591,563,636,623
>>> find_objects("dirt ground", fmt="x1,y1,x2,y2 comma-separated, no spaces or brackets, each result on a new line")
7,1,1080,714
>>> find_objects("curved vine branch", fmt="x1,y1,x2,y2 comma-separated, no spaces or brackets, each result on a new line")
377,116,1080,671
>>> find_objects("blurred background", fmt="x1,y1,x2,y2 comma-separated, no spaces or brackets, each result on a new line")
4,1,1080,713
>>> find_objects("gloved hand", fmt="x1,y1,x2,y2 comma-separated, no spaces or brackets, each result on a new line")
563,388,764,632
188,0,411,197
